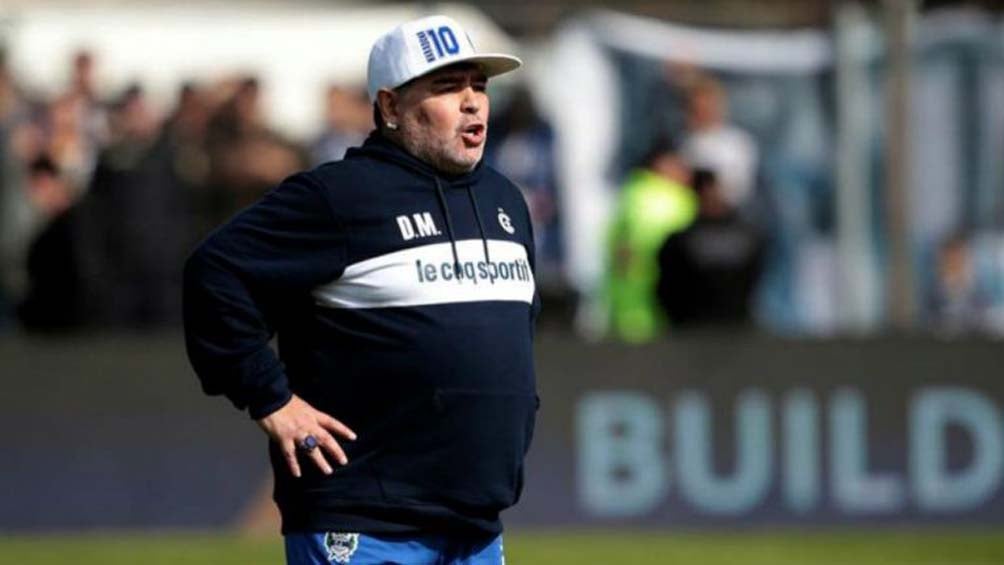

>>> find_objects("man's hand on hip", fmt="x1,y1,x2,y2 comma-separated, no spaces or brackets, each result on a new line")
256,395,357,478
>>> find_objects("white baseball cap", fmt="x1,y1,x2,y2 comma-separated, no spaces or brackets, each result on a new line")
366,15,522,102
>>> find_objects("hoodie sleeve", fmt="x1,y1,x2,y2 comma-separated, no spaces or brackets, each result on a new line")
183,172,346,419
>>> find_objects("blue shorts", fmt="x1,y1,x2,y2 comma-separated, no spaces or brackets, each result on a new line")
284,531,504,565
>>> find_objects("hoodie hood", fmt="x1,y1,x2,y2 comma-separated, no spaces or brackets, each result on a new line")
346,131,486,188
347,130,493,270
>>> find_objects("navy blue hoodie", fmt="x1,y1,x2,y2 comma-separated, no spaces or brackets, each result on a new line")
183,132,539,535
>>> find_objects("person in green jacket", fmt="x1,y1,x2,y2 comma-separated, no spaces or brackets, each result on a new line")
605,138,697,342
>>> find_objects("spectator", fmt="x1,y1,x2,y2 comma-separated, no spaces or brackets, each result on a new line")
0,48,28,128
135,82,214,324
604,136,697,343
310,84,370,165
69,51,98,104
43,93,99,194
926,233,993,336
0,49,30,326
656,169,765,330
206,77,305,223
68,50,108,138
154,82,213,246
681,75,758,210
47,50,109,192
16,155,84,331
78,84,164,327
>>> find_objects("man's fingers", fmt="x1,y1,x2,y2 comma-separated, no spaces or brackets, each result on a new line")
282,440,302,478
317,431,349,466
306,444,334,475
318,414,357,441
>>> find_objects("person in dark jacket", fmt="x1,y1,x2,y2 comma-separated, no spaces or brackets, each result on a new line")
184,15,536,565
656,168,765,330
17,155,84,331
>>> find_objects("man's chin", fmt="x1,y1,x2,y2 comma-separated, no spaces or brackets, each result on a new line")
440,160,479,175
440,151,481,174
462,148,484,166
416,143,482,175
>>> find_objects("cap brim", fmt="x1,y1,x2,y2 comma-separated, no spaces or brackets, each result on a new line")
463,53,523,78
394,53,522,91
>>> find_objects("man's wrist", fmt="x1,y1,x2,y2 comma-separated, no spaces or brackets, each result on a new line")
248,387,293,420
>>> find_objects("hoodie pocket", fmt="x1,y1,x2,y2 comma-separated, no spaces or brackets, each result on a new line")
371,389,538,511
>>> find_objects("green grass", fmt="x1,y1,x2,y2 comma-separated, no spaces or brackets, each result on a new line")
1,530,1003,564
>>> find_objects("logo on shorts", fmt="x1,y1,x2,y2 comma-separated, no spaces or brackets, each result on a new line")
498,208,515,234
324,532,359,563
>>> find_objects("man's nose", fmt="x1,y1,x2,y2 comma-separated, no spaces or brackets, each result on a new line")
461,88,480,114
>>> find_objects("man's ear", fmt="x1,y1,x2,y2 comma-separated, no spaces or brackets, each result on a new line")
376,89,399,128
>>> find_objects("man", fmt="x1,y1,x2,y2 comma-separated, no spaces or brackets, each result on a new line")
656,169,765,330
681,75,758,210
183,15,538,565
310,85,371,165
604,136,697,342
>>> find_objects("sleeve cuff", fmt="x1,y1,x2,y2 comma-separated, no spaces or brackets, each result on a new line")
228,354,293,420
248,388,293,420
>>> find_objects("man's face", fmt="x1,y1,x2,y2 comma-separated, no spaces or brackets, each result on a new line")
383,64,489,175
688,88,724,130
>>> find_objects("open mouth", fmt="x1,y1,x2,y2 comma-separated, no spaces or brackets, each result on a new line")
460,123,485,146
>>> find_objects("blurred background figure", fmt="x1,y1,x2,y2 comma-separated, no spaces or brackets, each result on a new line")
152,82,213,246
48,50,107,193
78,83,170,328
15,155,83,331
604,136,696,343
680,73,758,212
0,48,29,328
69,50,97,105
310,84,370,165
657,168,765,330
925,232,993,336
206,76,305,224
485,85,563,293
67,50,108,146
44,92,99,197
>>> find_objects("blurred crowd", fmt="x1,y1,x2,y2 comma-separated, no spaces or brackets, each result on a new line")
604,73,764,342
0,49,562,334
602,63,1004,342
1,45,1000,340
0,49,368,331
